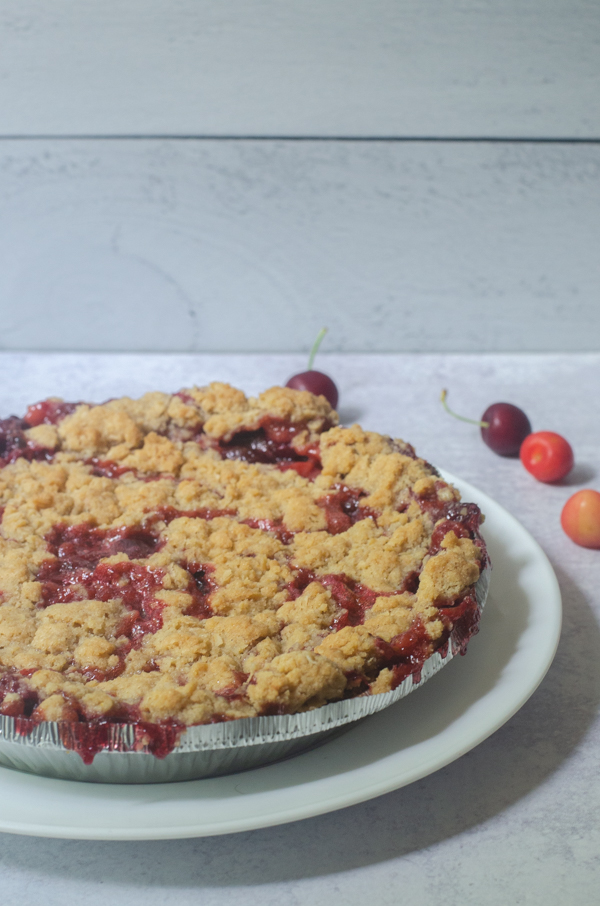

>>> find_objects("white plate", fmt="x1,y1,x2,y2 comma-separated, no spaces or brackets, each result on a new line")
0,473,561,840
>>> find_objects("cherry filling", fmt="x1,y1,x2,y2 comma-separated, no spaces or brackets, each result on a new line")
317,485,379,535
399,571,421,594
85,458,139,479
242,517,295,545
0,671,40,718
39,523,167,657
214,417,324,479
374,589,481,691
286,567,379,629
182,561,216,619
40,557,165,639
426,502,488,564
412,480,458,521
214,670,250,702
24,399,80,427
0,416,56,468
45,522,163,569
322,575,379,629
53,716,185,764
375,619,435,687
149,505,236,525
437,591,481,654
287,553,483,691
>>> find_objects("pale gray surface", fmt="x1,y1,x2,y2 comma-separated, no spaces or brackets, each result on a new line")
0,351,599,904
1,140,599,354
1,0,599,138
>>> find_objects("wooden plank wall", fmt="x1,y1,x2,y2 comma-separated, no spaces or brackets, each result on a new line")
0,1,598,352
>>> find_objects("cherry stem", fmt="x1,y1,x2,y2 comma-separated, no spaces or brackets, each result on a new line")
307,327,328,371
440,389,489,428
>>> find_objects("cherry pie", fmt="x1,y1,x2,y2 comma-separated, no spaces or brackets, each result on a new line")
0,383,486,762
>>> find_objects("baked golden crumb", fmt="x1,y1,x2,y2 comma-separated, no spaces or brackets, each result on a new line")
0,384,486,730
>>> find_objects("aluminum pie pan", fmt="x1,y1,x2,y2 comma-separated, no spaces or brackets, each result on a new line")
0,563,490,784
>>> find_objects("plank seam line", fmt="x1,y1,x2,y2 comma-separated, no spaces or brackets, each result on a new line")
0,135,599,143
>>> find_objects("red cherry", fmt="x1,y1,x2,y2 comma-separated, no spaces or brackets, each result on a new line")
480,403,532,457
520,431,574,483
440,391,531,457
286,371,338,409
561,490,600,549
286,328,339,409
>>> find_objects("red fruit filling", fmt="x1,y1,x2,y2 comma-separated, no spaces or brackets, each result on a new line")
214,417,325,479
286,567,378,629
0,416,56,468
374,585,482,690
24,399,80,427
149,505,236,525
39,524,167,654
427,502,488,565
0,672,40,718
45,522,163,569
55,717,185,764
375,619,434,687
40,557,165,642
85,458,139,479
412,480,457,520
214,671,250,702
242,517,295,545
317,485,379,535
182,562,216,619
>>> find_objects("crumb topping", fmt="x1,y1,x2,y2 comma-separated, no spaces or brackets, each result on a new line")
0,383,485,730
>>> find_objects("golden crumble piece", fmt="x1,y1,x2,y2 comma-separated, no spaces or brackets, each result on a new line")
315,625,380,674
25,424,59,450
369,668,394,695
291,518,429,593
79,689,116,718
0,606,37,646
140,676,193,721
278,582,341,651
32,693,76,722
203,611,280,658
417,532,481,607
242,637,282,674
247,651,346,712
73,637,117,671
118,432,184,475
363,595,414,642
277,581,339,628
165,394,204,429
110,392,172,435
254,386,336,426
187,382,337,441
57,404,143,456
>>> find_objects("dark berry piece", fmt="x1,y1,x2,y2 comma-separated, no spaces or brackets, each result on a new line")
286,328,339,409
441,390,531,457
286,371,338,409
480,403,532,457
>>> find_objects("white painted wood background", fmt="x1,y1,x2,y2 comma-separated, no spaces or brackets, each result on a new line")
0,1,598,353
1,0,599,138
